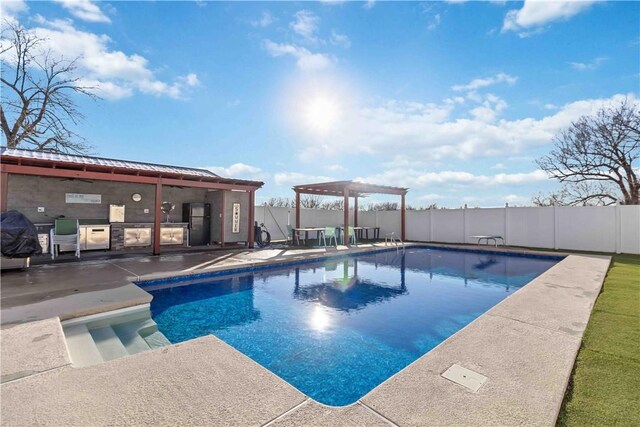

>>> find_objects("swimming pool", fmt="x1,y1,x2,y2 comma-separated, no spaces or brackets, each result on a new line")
143,247,559,406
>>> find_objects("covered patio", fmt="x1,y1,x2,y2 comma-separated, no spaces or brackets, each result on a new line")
292,180,409,245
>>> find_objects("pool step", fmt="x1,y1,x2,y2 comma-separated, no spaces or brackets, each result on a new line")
64,324,104,367
90,326,129,362
62,305,170,367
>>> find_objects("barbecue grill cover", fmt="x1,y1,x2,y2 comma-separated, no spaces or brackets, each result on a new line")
1,210,42,258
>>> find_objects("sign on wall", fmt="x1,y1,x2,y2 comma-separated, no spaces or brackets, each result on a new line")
65,193,102,204
232,202,241,233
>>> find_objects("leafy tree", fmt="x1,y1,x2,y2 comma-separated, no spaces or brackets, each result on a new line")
1,22,97,153
535,99,639,205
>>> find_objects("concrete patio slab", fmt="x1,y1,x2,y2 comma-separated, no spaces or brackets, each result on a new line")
361,314,582,427
1,318,70,383
268,400,393,427
1,334,306,426
1,283,151,325
0,260,136,307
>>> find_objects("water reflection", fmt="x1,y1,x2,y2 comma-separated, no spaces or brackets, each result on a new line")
292,258,408,312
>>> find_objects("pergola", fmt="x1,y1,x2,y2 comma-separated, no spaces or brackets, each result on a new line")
292,180,409,244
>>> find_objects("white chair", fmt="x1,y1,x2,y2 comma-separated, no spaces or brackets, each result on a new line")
50,219,80,259
319,226,338,247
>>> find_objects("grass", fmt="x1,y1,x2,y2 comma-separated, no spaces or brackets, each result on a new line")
557,254,640,427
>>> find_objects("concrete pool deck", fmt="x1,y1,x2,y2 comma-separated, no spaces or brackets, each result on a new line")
0,245,610,426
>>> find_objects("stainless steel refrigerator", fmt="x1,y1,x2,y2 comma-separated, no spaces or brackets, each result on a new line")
182,203,211,246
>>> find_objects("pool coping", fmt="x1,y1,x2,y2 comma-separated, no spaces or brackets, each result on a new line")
1,247,610,426
134,242,566,287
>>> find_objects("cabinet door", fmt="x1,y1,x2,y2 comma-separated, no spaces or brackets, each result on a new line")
161,227,184,245
124,228,152,247
86,227,110,250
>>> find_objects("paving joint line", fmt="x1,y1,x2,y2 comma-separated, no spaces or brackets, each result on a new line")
486,312,584,340
261,397,310,426
1,362,72,385
107,261,140,280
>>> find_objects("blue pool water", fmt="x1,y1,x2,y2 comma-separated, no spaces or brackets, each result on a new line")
145,248,559,406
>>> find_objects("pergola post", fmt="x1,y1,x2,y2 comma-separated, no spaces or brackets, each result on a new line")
295,190,301,228
248,190,255,248
343,186,350,246
153,180,162,255
354,195,358,227
401,192,406,241
220,190,226,248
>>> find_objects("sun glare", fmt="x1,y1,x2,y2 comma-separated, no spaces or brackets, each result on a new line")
303,95,340,133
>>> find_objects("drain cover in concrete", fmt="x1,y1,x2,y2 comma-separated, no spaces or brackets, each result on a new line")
441,364,487,392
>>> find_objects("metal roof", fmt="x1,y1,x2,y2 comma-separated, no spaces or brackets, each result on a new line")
293,180,408,197
0,147,219,178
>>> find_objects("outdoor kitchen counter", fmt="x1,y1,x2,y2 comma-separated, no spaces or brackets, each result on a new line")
110,223,189,251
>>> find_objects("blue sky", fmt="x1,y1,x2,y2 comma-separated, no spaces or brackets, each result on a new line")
2,0,639,207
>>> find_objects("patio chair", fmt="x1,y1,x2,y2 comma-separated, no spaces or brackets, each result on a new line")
320,226,338,247
50,219,80,260
287,225,305,246
342,226,357,245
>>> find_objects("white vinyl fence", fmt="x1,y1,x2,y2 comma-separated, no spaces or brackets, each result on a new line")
255,205,640,255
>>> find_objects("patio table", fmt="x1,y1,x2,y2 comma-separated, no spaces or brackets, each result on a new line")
338,226,380,241
293,227,325,246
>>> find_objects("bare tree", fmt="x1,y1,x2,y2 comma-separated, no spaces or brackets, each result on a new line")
298,195,323,209
536,99,640,205
265,197,293,208
320,199,344,210
365,202,399,211
1,22,97,153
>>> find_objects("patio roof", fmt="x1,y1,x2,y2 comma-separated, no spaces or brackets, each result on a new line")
293,180,408,197
0,148,264,189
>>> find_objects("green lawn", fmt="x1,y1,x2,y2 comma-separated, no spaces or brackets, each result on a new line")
557,254,640,427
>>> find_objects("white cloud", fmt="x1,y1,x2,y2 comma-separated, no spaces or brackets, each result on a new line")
263,40,335,71
250,11,274,28
570,56,607,71
364,0,376,10
290,10,320,42
330,30,351,48
23,17,199,100
54,0,111,24
452,72,518,92
492,163,507,170
274,172,334,186
427,13,441,31
503,0,597,35
205,163,266,181
0,0,27,24
75,78,132,100
326,164,346,172
291,92,635,163
355,169,549,189
418,193,445,200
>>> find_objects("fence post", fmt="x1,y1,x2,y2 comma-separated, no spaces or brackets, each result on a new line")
504,203,509,246
462,204,467,244
429,208,434,242
553,206,559,250
615,203,622,254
